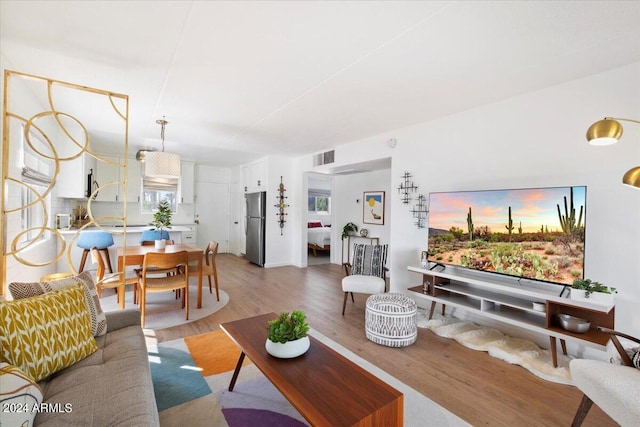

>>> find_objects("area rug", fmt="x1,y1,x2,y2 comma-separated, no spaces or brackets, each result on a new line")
416,309,573,385
100,287,229,330
148,328,470,427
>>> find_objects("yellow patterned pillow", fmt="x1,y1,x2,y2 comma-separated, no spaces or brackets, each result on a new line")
0,285,97,382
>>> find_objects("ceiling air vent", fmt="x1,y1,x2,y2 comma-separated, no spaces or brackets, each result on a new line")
313,150,335,166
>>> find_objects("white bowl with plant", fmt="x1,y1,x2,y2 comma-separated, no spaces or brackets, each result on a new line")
265,311,310,358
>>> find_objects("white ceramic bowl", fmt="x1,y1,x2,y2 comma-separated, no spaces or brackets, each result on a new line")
532,302,546,312
558,314,591,333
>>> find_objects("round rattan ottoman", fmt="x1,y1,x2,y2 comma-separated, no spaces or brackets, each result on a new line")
365,293,417,347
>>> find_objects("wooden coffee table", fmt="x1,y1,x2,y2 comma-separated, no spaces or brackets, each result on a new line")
220,313,403,427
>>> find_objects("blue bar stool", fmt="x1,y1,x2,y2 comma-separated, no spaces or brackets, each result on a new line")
77,231,115,273
139,229,170,244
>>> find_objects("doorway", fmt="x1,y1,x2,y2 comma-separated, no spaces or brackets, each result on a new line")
195,180,230,252
306,174,333,266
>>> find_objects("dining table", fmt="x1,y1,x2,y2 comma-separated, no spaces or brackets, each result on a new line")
116,243,205,309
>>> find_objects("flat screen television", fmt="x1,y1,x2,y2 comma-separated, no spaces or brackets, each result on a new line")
427,186,586,287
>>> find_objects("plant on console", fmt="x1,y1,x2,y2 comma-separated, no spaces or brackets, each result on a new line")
341,222,358,240
572,278,617,298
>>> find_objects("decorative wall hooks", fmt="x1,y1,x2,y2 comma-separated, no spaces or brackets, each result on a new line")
410,194,429,229
274,176,289,235
398,171,418,204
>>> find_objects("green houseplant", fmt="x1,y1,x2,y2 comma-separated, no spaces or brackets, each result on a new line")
341,222,358,240
265,311,310,358
571,278,617,305
149,198,173,249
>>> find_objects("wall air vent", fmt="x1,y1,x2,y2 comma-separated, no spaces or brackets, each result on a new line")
313,150,335,166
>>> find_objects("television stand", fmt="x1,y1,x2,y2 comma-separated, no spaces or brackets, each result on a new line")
428,262,446,271
407,265,615,367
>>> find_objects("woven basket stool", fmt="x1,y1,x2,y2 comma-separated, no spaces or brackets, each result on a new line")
365,293,417,347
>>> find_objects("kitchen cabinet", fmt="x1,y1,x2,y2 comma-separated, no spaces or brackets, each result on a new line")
179,161,195,204
94,155,120,202
242,159,267,193
57,152,97,199
125,160,142,203
93,156,141,203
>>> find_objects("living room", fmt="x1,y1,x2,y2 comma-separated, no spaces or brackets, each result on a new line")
1,1,639,426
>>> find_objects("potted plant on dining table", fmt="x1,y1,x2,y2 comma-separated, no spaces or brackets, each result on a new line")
149,199,172,249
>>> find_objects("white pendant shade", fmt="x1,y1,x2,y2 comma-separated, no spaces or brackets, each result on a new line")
144,151,181,178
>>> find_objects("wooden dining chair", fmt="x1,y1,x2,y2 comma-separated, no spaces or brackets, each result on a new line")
138,251,189,328
141,239,174,246
135,240,176,276
91,247,139,308
188,240,220,301
40,272,74,282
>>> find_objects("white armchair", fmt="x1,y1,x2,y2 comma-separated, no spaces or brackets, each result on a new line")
570,327,640,426
341,244,388,315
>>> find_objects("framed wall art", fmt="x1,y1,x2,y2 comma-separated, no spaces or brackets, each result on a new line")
363,191,385,225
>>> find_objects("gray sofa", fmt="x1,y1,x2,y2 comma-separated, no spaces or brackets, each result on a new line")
35,309,159,426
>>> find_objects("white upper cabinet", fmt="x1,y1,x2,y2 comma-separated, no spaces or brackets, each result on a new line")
92,156,141,203
179,161,195,204
125,159,142,203
57,152,97,199
94,155,120,202
242,159,267,193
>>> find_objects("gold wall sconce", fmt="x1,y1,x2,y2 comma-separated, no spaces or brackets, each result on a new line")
586,117,640,189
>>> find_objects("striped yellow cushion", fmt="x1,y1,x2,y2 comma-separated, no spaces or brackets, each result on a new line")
0,285,97,382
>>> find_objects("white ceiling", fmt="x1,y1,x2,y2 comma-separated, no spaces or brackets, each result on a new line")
1,1,639,167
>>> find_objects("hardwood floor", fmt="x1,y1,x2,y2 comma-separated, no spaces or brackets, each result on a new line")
153,254,616,427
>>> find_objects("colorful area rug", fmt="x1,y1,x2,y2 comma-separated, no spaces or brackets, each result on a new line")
148,328,470,427
100,288,229,330
416,309,573,385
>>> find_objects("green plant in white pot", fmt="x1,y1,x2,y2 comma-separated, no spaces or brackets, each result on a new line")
149,199,172,249
265,311,310,358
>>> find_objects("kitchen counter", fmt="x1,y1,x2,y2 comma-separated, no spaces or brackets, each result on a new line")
55,224,198,271
58,225,195,235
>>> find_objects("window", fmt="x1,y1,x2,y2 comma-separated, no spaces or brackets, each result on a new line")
308,189,330,214
141,177,178,213
20,128,52,244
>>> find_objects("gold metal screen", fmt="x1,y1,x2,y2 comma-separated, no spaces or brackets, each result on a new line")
1,70,129,295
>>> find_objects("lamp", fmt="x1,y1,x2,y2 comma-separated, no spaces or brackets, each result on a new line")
145,118,180,179
586,117,640,189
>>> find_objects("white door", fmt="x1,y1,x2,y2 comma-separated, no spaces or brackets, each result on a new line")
195,180,230,252
228,180,243,255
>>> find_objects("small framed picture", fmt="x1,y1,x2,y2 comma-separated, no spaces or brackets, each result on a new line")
363,191,385,225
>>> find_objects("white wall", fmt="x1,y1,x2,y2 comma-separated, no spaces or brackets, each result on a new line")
332,170,392,265
265,156,294,267
296,62,640,341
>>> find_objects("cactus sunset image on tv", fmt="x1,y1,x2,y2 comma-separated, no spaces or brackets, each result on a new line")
427,186,586,286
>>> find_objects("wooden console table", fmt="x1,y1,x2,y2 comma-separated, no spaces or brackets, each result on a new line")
408,265,615,367
221,313,403,426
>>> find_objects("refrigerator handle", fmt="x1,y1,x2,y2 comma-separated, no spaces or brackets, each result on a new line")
245,198,248,235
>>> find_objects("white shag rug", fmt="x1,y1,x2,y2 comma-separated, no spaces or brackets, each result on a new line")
417,308,573,385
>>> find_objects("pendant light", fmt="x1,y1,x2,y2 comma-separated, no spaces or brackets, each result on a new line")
144,118,180,179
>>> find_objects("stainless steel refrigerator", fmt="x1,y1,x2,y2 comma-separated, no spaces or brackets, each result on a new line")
245,191,266,266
